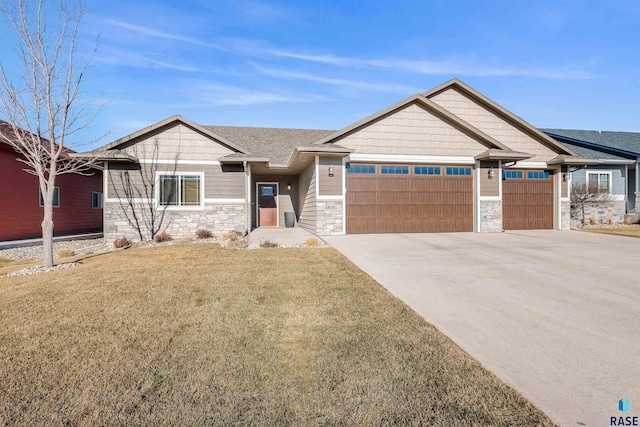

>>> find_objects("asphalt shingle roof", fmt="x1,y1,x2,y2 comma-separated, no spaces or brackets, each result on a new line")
553,140,631,161
541,129,640,156
204,126,335,165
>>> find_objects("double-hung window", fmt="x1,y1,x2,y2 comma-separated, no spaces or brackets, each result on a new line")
92,192,103,209
39,187,60,207
159,174,202,207
587,172,611,193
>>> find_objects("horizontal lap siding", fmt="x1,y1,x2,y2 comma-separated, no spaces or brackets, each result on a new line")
0,147,102,241
346,165,473,233
297,161,316,232
503,171,553,230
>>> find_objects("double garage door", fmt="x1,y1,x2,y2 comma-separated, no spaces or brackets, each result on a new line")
345,164,553,234
346,164,473,233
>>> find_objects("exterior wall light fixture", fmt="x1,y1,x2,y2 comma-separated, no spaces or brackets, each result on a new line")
488,167,495,179
287,182,292,191
328,164,334,177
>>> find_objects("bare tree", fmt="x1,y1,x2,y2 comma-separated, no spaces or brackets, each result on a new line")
108,140,179,241
570,182,615,226
0,0,99,267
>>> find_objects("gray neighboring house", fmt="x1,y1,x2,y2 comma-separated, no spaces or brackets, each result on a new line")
76,79,594,243
542,129,640,223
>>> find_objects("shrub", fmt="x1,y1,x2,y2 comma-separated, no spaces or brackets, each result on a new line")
226,238,248,250
222,231,240,241
304,237,319,247
623,216,632,225
196,229,213,239
587,217,597,226
114,237,132,248
56,249,75,258
260,240,278,248
154,232,173,243
607,216,613,225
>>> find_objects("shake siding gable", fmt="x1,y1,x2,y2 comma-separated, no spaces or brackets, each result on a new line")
335,103,489,156
429,88,558,162
118,122,236,161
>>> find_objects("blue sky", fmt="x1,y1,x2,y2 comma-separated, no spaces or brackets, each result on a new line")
2,0,639,149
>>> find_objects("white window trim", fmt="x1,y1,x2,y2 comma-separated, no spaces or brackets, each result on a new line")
92,192,103,209
586,170,613,194
155,171,205,211
39,186,60,208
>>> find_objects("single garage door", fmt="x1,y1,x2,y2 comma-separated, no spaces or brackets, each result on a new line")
502,170,554,230
346,164,473,233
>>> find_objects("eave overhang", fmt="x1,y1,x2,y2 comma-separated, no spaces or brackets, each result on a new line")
475,149,532,162
69,150,138,162
547,155,603,166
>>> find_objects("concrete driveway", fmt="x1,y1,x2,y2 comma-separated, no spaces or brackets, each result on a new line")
324,230,640,427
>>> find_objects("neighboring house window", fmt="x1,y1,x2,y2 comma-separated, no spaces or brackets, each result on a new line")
39,187,60,208
502,171,523,179
347,165,376,174
159,174,201,206
381,165,409,174
446,167,472,176
92,192,103,209
414,166,441,175
527,171,550,179
587,171,612,193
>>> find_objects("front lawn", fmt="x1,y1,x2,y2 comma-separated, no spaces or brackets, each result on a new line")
0,244,554,426
579,224,640,238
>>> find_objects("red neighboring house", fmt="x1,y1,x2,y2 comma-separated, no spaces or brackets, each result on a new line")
0,121,103,242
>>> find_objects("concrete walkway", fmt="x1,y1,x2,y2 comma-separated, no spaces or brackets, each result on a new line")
324,230,640,427
247,227,319,247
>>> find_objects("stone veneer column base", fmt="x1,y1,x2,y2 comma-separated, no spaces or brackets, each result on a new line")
561,201,571,230
479,200,502,232
316,200,344,235
104,202,247,244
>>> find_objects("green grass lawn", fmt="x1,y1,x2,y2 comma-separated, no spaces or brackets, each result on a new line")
0,244,555,426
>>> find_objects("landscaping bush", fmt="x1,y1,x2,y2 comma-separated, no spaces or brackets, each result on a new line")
226,238,249,250
154,232,173,243
304,237,319,247
195,229,213,239
260,240,278,248
56,249,75,258
113,237,132,248
222,231,240,241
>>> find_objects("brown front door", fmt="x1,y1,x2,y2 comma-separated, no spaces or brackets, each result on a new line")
258,184,278,227
502,170,554,230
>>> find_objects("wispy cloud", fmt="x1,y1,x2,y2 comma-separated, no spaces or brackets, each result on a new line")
251,63,421,94
96,49,205,72
266,49,596,79
192,84,334,106
102,19,223,50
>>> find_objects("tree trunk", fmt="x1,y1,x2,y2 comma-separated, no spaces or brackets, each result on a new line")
41,197,54,268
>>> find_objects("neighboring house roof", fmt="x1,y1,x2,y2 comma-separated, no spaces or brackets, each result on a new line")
0,120,75,157
424,79,579,157
550,140,634,162
541,129,640,159
204,126,334,165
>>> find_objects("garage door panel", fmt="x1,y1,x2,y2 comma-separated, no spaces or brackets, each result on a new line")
503,170,553,230
346,165,473,234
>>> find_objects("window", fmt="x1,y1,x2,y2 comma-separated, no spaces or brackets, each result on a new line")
381,165,409,174
39,187,60,207
414,166,441,175
159,174,201,206
347,164,376,174
587,171,611,193
92,192,103,209
502,171,523,179
446,167,472,176
527,171,550,179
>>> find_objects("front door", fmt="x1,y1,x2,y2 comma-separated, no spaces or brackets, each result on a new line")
258,184,278,227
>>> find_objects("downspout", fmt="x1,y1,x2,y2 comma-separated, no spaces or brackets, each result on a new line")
244,161,250,235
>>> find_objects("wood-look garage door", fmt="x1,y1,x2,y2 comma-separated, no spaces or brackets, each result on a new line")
346,164,473,233
502,170,553,230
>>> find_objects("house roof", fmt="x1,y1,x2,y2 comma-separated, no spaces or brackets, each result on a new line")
424,79,579,157
0,120,75,157
541,129,640,157
204,126,335,165
548,139,633,162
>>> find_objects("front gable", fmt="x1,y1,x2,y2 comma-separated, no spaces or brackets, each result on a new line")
322,100,498,157
428,86,566,162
